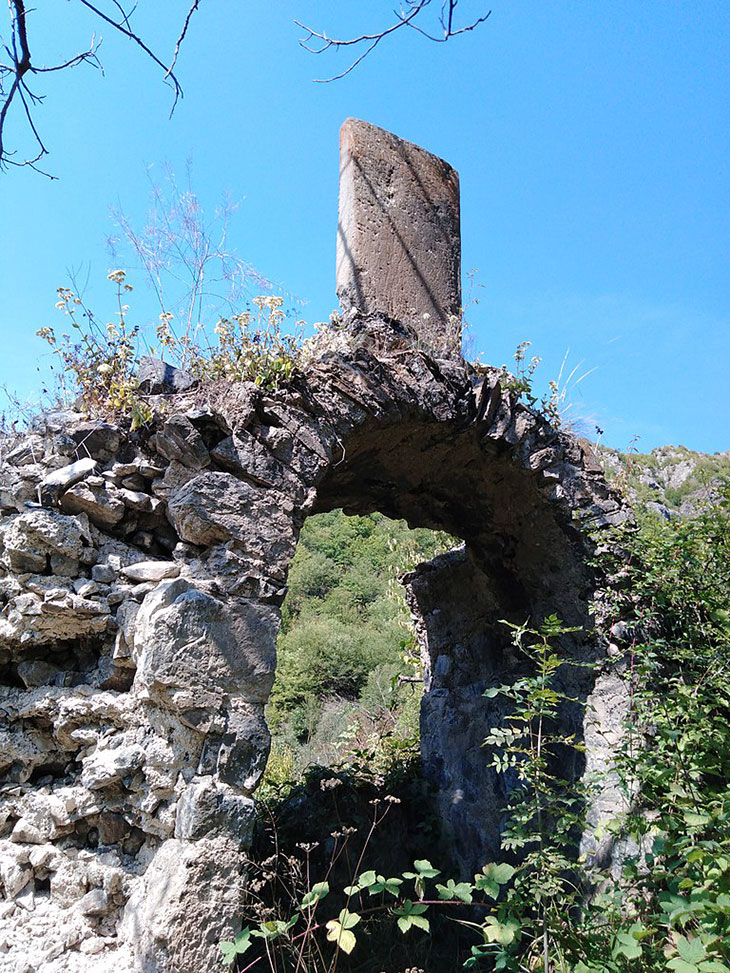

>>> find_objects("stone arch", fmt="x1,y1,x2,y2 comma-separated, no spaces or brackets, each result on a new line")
0,120,631,972
0,324,628,973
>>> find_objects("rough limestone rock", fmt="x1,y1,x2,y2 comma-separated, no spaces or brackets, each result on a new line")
0,120,631,972
136,357,199,396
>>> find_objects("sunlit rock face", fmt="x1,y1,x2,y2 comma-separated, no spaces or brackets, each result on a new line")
0,120,629,972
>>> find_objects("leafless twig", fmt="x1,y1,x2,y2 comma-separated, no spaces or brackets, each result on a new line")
0,0,202,176
296,0,491,82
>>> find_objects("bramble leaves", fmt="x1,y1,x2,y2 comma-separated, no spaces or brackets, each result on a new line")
299,881,330,910
403,859,440,897
219,928,254,965
325,909,361,954
368,874,404,897
394,899,430,934
436,879,474,903
474,862,515,900
481,915,520,945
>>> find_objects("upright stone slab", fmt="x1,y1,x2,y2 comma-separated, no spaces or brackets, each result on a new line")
336,118,461,343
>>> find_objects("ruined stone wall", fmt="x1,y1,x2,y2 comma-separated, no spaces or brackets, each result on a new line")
0,319,629,972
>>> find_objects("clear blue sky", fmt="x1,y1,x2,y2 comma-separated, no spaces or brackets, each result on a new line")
1,1,728,452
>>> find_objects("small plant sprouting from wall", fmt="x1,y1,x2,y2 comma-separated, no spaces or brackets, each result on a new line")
36,271,305,425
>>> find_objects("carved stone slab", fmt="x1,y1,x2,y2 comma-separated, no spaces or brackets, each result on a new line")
336,118,461,338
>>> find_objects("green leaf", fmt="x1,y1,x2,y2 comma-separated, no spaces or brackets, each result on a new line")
677,937,707,965
394,898,430,933
369,875,403,897
325,910,361,955
357,870,377,888
299,881,330,910
482,916,520,945
684,811,712,827
339,910,360,930
219,928,255,965
255,917,297,941
667,960,700,973
436,879,474,903
219,942,238,965
474,863,515,900
403,859,440,879
613,932,642,960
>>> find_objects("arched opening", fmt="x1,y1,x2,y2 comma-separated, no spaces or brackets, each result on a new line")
267,508,458,780
267,402,607,873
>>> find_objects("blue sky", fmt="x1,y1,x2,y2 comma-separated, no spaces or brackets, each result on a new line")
1,1,728,452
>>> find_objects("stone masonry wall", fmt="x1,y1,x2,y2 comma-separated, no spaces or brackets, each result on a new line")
0,316,630,972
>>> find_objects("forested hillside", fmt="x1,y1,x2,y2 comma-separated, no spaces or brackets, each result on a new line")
266,511,455,782
268,445,730,786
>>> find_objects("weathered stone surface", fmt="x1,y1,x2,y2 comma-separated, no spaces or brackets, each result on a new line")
137,356,199,395
0,509,89,574
133,579,277,708
152,415,210,470
91,563,116,584
337,118,461,346
40,457,97,504
60,481,125,527
211,430,307,499
5,434,46,467
174,777,255,841
120,837,245,973
166,470,296,560
120,560,179,583
67,421,121,460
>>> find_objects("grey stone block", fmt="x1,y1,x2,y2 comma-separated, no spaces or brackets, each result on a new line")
337,118,461,348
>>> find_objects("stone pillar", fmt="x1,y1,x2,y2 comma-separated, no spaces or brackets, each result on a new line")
336,118,462,348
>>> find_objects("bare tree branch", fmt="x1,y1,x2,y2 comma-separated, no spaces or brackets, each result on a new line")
296,0,491,82
0,0,202,176
167,0,201,80
77,0,184,109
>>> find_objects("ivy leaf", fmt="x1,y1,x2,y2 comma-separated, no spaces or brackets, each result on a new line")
325,909,361,955
299,881,330,910
436,879,474,904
